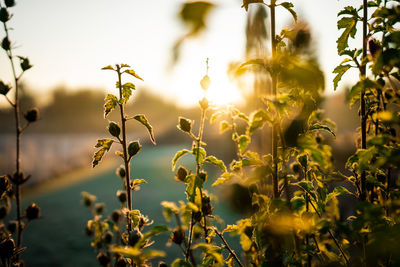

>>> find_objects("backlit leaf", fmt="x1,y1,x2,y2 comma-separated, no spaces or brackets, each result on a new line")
133,114,156,144
172,149,191,170
104,94,118,118
124,69,144,81
280,2,297,21
333,64,351,90
205,155,227,172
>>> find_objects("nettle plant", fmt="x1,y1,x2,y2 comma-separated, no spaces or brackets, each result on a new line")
161,63,245,266
0,0,41,266
82,64,168,267
334,0,400,265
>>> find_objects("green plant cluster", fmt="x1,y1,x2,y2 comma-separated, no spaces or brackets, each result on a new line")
0,0,41,266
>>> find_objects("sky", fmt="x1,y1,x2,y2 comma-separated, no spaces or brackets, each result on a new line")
0,0,361,107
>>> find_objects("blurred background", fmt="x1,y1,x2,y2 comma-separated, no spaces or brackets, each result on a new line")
0,0,361,265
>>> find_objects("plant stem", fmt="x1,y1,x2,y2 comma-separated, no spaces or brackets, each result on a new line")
269,0,279,199
360,0,368,201
116,65,133,233
2,11,23,258
214,228,244,267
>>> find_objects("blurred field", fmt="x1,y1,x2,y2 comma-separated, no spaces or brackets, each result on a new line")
17,145,240,266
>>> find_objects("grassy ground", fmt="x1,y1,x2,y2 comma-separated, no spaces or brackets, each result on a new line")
18,145,241,266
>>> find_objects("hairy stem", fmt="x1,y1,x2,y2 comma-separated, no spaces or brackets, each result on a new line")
117,65,133,233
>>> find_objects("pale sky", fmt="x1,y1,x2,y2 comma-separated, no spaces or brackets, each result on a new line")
0,0,361,107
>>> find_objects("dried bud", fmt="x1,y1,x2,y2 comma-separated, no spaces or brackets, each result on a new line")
0,238,15,259
116,165,125,178
19,57,32,71
24,108,40,123
129,230,142,246
0,206,9,220
115,257,128,267
0,8,10,23
199,97,209,110
201,195,213,216
1,37,10,51
108,121,120,137
81,192,96,207
199,171,207,182
7,220,18,233
0,81,11,95
200,75,210,91
291,163,301,174
5,0,16,8
193,211,202,222
170,228,185,245
94,203,105,214
103,231,114,244
117,190,127,203
158,261,168,267
368,38,381,59
25,203,40,220
96,252,111,267
174,166,187,182
178,117,192,133
128,141,141,158
110,209,122,223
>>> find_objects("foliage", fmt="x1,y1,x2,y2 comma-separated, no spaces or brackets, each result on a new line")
0,0,41,265
82,64,166,266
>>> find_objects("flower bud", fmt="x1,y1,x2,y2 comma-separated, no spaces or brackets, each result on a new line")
116,165,126,178
108,121,120,137
170,228,185,245
94,203,105,214
103,231,114,244
199,97,209,110
200,75,210,91
24,108,40,123
0,8,10,23
19,57,32,71
201,195,213,216
199,171,207,182
129,230,142,246
110,209,122,223
0,81,11,95
7,220,18,233
178,117,192,133
25,203,40,220
128,141,141,158
5,0,16,8
1,37,10,51
117,190,127,203
96,252,111,267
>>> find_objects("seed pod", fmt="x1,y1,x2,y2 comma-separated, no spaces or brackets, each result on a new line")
128,141,141,158
174,166,187,182
0,81,11,95
110,209,122,223
170,228,185,245
24,108,40,123
108,121,120,137
94,203,105,214
25,203,40,220
117,190,127,203
178,117,192,133
1,37,10,51
200,75,210,91
96,252,111,267
103,231,114,244
5,0,16,8
0,238,15,259
0,8,10,23
7,220,17,233
116,165,126,178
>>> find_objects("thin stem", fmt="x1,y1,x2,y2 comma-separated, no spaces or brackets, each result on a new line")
1,7,24,258
116,65,133,233
270,0,279,199
214,228,244,267
360,0,368,201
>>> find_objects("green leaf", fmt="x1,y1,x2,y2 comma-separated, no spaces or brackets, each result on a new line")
172,149,191,170
128,141,142,159
296,181,316,201
338,6,358,17
238,135,251,154
212,172,234,187
205,155,227,172
185,174,203,202
248,109,269,134
333,64,351,90
219,120,230,133
120,82,135,104
124,69,144,81
326,186,354,203
101,65,115,71
133,114,156,144
133,179,147,186
104,94,118,118
280,2,297,21
112,246,140,257
337,17,357,53
171,259,192,267
347,78,380,107
93,139,114,167
192,147,207,165
309,123,336,137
